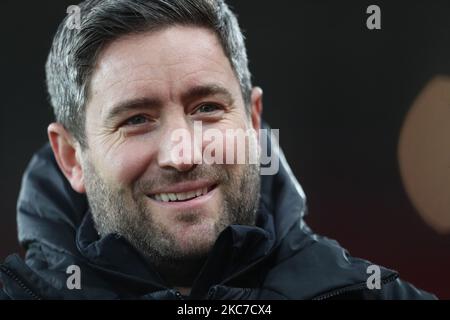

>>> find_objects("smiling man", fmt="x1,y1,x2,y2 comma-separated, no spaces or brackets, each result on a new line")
0,0,436,300
53,24,262,292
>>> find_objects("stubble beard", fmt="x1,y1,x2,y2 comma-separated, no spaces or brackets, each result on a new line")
82,158,261,286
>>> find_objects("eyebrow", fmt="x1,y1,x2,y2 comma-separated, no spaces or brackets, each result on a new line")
104,97,163,124
104,84,235,123
181,84,235,106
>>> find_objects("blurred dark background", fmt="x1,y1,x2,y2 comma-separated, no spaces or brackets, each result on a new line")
1,0,449,298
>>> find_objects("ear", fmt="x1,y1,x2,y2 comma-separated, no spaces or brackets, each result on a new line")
250,87,263,133
47,123,86,193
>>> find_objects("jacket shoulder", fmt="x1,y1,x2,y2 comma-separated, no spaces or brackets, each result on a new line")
324,278,437,300
366,278,436,300
261,227,437,300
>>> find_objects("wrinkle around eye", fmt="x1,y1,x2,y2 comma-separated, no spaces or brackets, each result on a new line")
115,125,156,141
114,114,158,135
97,130,125,153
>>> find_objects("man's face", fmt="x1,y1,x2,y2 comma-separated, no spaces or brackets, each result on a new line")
80,26,261,266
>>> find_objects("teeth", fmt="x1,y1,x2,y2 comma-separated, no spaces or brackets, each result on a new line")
152,187,211,202
187,191,195,199
168,193,177,201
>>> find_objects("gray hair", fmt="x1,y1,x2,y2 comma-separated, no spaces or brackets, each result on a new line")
46,0,252,148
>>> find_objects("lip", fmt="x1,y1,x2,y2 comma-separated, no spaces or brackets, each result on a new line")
147,184,219,210
148,179,215,195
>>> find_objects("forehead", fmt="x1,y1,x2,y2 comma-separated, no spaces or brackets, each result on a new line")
88,26,241,112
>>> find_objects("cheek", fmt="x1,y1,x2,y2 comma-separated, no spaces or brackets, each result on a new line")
95,138,157,186
201,118,253,165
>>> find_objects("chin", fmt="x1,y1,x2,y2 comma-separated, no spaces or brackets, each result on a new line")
172,220,219,256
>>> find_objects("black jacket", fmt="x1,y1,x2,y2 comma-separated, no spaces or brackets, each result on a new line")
0,141,436,300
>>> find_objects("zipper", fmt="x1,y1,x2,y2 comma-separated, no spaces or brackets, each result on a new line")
0,265,42,300
217,244,276,289
175,291,184,300
204,254,271,300
207,286,217,299
312,273,399,300
219,258,264,287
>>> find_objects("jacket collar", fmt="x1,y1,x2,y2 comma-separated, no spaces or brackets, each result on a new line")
75,197,277,298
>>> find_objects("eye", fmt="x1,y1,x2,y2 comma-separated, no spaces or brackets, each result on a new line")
195,103,222,114
124,115,149,126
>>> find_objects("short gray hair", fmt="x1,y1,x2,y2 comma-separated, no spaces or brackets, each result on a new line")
46,0,252,148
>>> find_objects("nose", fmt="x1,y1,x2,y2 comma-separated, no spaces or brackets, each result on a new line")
157,116,202,172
